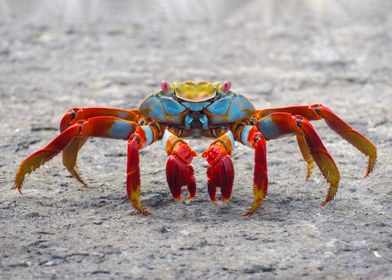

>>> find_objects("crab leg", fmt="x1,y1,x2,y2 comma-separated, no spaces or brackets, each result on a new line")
126,125,160,215
59,108,141,184
162,129,197,202
258,113,340,205
296,134,315,180
238,112,341,216
60,107,140,132
236,126,268,217
15,116,138,192
255,104,377,177
202,131,235,203
62,136,89,186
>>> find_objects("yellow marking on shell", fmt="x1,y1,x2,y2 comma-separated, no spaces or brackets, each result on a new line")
173,81,221,102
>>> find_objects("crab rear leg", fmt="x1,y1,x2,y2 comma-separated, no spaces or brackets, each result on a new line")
296,134,315,180
62,136,88,186
257,113,340,205
15,116,138,192
255,105,377,177
59,108,141,185
202,131,235,203
238,112,340,216
162,129,197,202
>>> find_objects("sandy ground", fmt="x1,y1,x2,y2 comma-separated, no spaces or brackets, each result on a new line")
1,1,391,279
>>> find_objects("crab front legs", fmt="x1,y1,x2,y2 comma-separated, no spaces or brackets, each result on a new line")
202,131,235,203
162,129,197,202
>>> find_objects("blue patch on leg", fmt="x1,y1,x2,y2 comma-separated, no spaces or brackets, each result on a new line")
109,120,133,139
257,118,280,140
141,126,153,145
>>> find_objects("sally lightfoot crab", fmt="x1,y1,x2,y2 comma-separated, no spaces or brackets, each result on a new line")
15,81,377,217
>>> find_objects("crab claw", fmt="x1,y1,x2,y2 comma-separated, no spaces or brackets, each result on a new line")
166,141,196,202
202,142,234,203
206,155,234,203
166,156,196,202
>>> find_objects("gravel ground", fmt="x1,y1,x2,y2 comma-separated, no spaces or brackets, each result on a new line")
1,1,391,279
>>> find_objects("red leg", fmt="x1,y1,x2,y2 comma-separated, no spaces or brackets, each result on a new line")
162,129,196,202
59,108,141,184
236,112,341,216
202,131,235,203
15,116,138,192
256,113,340,205
16,115,163,215
60,107,140,132
126,127,151,215
122,124,162,215
240,126,268,217
255,104,377,176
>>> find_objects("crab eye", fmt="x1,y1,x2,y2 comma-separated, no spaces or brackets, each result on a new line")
160,80,170,93
222,80,232,93
69,109,77,120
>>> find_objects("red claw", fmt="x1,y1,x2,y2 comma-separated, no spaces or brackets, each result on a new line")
166,156,196,201
202,142,234,203
206,155,234,203
166,141,196,202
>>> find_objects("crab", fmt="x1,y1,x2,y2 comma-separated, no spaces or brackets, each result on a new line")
15,81,377,217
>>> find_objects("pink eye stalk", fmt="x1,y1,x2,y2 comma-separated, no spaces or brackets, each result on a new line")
160,80,170,93
222,80,232,93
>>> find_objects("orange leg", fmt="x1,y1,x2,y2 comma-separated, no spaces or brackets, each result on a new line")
255,104,377,177
59,108,141,185
202,131,235,203
238,112,341,216
15,115,162,215
15,116,138,192
59,107,140,132
162,129,197,202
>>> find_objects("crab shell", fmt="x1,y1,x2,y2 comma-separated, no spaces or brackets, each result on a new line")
139,81,255,131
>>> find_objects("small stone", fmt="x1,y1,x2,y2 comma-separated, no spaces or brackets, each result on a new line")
180,230,190,236
159,225,170,233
